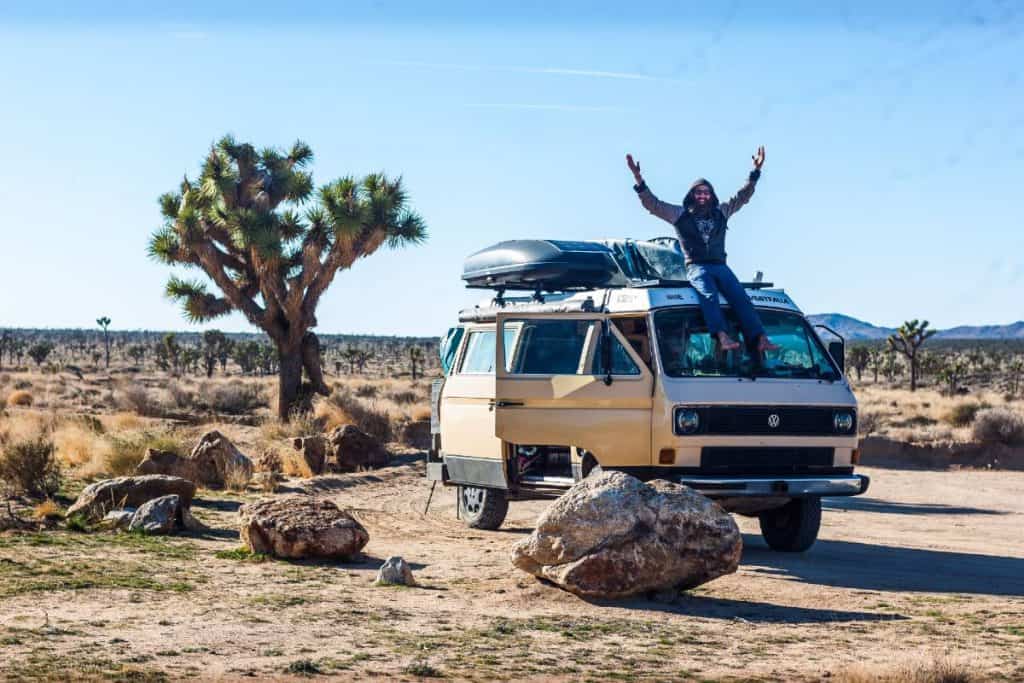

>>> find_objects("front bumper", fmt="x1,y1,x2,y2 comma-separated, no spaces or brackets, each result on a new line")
680,474,870,498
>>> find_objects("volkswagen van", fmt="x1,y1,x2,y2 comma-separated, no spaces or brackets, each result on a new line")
426,238,868,552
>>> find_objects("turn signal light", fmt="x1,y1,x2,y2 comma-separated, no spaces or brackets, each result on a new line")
851,448,860,465
658,448,675,464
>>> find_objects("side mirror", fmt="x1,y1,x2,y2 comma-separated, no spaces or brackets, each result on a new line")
828,341,845,374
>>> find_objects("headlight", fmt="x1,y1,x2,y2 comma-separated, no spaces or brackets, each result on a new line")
675,408,701,435
833,411,855,433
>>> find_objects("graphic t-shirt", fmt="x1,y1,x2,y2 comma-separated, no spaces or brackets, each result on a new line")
695,217,716,246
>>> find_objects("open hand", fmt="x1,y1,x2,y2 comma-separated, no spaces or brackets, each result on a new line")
752,145,766,170
626,154,643,184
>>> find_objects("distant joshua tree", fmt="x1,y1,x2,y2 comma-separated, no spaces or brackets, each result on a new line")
96,316,112,368
28,341,55,368
148,135,426,419
202,330,232,378
887,319,936,391
847,346,870,382
409,346,425,380
0,331,11,371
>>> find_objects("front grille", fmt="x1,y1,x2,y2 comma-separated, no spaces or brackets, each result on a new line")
678,405,855,436
700,447,835,475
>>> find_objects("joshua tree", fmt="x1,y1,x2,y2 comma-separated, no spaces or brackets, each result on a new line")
847,346,870,382
201,330,232,378
0,331,11,371
127,344,147,367
96,316,112,368
27,341,54,368
887,319,936,391
938,356,970,396
409,346,425,380
148,135,425,419
341,347,360,374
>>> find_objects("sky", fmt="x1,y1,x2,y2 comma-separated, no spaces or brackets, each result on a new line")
0,0,1021,336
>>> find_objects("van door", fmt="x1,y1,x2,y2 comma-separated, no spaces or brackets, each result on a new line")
494,313,654,470
439,324,519,488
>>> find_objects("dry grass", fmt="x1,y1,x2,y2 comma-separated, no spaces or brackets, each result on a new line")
32,499,63,521
854,385,1024,445
222,459,252,492
836,657,975,683
279,447,315,478
6,390,33,407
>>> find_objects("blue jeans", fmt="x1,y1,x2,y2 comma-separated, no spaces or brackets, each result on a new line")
686,263,766,341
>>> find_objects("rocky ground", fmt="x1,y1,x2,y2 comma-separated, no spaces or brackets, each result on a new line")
0,454,1022,682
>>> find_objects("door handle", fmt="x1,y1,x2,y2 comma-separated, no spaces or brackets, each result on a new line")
488,400,524,409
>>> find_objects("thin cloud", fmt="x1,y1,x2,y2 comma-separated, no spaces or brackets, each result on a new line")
372,59,683,83
465,103,634,112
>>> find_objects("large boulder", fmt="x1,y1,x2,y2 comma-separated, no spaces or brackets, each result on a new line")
128,494,181,535
238,496,369,560
137,430,252,488
327,425,389,472
511,472,741,599
67,475,196,522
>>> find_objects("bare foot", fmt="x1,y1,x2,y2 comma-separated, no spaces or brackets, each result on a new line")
717,332,741,351
757,335,779,352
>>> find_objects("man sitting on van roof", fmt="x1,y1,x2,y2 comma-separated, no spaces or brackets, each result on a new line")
626,147,778,353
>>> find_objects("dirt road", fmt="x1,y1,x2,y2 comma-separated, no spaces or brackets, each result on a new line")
1,460,1022,681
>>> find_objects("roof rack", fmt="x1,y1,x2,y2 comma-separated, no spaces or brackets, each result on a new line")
630,279,776,290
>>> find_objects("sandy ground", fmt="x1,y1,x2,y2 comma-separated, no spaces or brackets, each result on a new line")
1,459,1023,681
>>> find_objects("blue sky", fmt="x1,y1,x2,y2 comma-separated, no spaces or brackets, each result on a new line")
0,1,1021,336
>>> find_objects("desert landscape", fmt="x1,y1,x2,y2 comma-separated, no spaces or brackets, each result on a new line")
1,333,1023,681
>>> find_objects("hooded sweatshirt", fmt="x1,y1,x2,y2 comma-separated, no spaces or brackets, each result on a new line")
634,169,760,265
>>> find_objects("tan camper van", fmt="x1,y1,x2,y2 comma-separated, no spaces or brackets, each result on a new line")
427,238,868,552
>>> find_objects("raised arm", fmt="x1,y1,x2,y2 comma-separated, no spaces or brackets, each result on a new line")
627,154,684,225
720,145,765,220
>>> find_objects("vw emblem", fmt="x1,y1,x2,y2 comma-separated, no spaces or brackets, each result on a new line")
768,414,781,428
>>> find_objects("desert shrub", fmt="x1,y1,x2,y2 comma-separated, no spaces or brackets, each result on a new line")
387,390,419,405
115,384,166,417
198,380,266,414
0,434,61,499
837,658,974,683
223,460,252,492
327,388,393,442
260,410,321,441
6,390,33,407
972,408,1024,445
354,384,379,399
33,499,64,521
857,410,881,436
410,405,432,422
941,402,990,428
105,431,184,476
167,381,196,410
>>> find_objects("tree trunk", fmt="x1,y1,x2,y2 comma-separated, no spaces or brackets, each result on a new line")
301,332,330,397
278,349,304,420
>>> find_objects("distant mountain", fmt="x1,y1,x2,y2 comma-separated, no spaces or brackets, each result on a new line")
806,314,893,340
806,314,1024,341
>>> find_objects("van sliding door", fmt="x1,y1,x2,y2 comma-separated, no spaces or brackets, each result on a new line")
494,313,653,469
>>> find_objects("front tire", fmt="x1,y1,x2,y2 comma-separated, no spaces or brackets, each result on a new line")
459,486,508,530
758,496,821,552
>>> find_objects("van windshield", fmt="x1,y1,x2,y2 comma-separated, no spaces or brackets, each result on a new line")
654,308,839,380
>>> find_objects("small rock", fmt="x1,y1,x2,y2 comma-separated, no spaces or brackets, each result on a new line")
292,435,328,475
180,507,207,532
102,508,137,530
327,424,389,472
67,475,196,522
238,496,368,560
128,495,181,535
137,430,253,489
374,556,416,586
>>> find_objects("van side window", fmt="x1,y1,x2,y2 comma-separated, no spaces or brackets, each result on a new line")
439,326,465,375
591,331,641,376
506,319,593,375
458,327,518,374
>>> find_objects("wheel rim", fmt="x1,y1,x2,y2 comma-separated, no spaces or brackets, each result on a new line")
462,487,484,515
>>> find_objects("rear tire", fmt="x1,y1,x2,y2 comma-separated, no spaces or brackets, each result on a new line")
758,496,821,552
459,486,508,530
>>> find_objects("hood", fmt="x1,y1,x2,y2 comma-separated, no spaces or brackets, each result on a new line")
683,177,719,211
